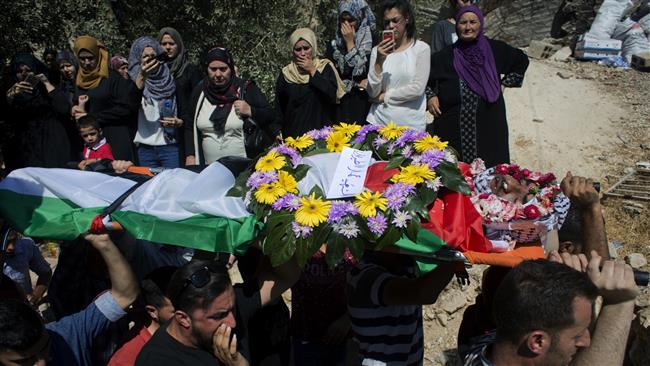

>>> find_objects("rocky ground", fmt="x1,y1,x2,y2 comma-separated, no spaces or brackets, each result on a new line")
421,57,650,365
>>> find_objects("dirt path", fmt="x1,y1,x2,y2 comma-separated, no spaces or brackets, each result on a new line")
506,59,626,180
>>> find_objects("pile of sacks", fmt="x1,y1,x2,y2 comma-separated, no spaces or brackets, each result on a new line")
586,0,650,63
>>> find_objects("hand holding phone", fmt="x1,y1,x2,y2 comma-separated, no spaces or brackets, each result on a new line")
382,30,394,42
24,74,40,87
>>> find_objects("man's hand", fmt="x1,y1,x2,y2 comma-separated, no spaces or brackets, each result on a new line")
185,155,196,166
587,251,638,305
111,160,134,174
233,100,252,119
213,325,248,366
548,250,588,272
561,172,599,209
427,96,441,117
84,233,115,252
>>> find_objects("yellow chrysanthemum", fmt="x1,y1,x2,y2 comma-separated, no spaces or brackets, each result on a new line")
254,183,286,205
295,193,331,227
326,131,350,153
285,135,314,150
277,170,298,194
379,121,407,140
255,151,286,172
334,122,362,137
354,191,388,218
391,164,436,185
413,135,449,153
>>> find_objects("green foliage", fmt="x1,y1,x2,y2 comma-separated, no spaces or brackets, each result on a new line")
1,0,342,95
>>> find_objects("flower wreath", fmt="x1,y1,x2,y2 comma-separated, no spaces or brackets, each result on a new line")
467,159,569,244
228,122,470,267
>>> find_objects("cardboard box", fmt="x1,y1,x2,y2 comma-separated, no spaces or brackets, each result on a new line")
576,34,622,52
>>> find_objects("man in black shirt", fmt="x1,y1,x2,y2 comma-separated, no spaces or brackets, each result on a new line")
135,255,299,366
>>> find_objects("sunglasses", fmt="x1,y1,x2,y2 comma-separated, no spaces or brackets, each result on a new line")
173,262,226,305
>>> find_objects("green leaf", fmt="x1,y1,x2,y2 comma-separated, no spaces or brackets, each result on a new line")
436,160,471,195
347,237,367,261
375,226,401,250
309,185,325,198
325,233,347,268
226,170,252,197
406,218,420,241
417,186,438,208
303,148,330,157
385,155,406,170
354,215,375,242
263,226,295,267
292,164,311,182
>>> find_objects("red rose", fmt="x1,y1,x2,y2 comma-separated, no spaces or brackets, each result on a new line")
524,205,541,220
521,169,531,178
479,193,490,199
496,165,509,175
539,173,556,185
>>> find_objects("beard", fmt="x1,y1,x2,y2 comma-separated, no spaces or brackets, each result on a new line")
190,325,215,352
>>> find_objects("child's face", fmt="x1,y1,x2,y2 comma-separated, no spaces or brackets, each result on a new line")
79,126,100,146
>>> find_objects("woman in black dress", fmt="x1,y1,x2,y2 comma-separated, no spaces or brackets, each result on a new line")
427,5,528,167
275,28,346,138
3,53,72,171
72,36,139,161
158,27,203,166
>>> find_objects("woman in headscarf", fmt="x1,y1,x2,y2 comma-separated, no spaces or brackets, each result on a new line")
53,50,84,156
427,5,529,167
324,0,375,124
3,53,72,171
185,47,275,165
109,55,129,80
72,35,139,161
128,36,181,168
366,0,430,130
158,27,203,166
429,0,474,54
275,27,346,138
55,50,79,103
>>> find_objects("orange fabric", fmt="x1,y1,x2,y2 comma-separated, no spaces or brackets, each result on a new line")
127,166,155,177
463,245,545,267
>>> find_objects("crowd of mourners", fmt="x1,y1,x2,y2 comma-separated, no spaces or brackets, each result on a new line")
0,1,641,366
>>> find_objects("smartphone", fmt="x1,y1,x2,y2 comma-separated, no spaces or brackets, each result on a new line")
24,74,40,87
155,53,169,62
382,30,394,42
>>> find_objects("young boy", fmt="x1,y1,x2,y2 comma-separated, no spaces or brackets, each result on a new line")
77,115,115,170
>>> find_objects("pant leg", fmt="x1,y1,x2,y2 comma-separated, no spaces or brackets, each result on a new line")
155,144,180,169
137,145,160,168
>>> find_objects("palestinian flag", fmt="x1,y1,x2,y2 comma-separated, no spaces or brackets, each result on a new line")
0,163,259,254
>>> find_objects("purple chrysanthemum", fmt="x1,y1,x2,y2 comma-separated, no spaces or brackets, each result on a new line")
246,171,278,189
384,183,416,210
353,124,380,144
327,200,358,224
367,213,387,236
291,221,313,239
395,129,427,147
372,136,388,149
272,193,300,211
402,145,414,158
418,149,446,169
307,126,334,139
273,145,301,166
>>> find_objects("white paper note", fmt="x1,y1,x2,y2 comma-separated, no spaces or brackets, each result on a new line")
326,147,373,199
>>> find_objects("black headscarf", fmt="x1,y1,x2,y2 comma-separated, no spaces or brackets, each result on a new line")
202,47,249,134
9,53,47,104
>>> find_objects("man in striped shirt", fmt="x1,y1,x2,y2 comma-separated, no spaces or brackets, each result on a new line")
347,250,456,365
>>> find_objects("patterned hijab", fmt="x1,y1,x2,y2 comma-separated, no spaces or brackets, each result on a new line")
73,36,110,90
452,6,501,103
127,36,176,100
335,0,375,55
282,28,346,102
157,27,190,79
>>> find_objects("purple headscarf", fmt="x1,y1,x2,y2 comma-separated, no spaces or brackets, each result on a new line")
452,6,501,103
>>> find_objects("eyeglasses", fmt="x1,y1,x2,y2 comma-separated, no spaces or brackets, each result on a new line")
173,262,226,305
